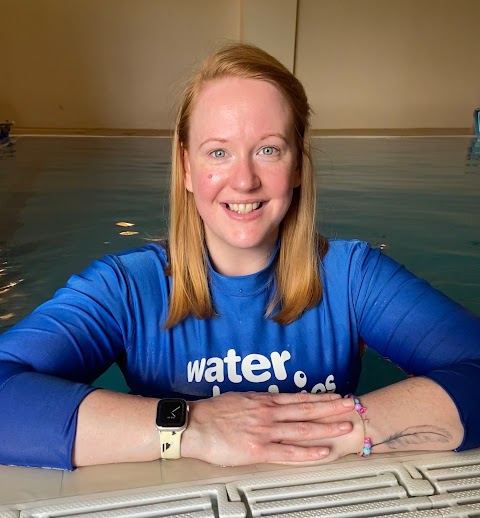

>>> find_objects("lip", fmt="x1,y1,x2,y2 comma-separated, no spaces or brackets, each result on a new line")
223,200,264,205
221,201,265,220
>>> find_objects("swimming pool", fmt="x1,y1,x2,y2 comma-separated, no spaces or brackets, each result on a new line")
1,136,479,393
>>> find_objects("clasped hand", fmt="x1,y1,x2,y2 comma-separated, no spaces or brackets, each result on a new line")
181,391,362,466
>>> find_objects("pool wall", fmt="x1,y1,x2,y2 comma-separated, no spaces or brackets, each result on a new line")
2,0,480,133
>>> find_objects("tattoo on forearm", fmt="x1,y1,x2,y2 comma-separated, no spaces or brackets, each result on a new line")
375,425,453,450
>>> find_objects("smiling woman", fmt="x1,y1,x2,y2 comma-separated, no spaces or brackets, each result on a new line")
0,42,479,471
169,45,321,329
183,77,300,277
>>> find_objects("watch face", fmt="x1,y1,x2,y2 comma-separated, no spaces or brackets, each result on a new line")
156,398,188,428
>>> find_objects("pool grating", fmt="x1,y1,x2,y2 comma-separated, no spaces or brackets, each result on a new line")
4,450,480,517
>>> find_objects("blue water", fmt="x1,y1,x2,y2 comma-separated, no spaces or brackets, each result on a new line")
1,136,479,393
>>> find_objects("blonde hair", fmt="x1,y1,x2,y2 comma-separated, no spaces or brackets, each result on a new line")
165,42,327,328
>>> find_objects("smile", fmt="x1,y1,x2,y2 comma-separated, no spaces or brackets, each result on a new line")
225,202,263,214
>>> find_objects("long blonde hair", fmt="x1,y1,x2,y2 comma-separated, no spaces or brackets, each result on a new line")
165,42,326,328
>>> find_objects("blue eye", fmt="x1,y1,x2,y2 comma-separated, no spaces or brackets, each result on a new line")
260,147,278,156
211,149,226,158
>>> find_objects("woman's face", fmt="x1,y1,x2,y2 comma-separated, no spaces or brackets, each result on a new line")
183,76,300,272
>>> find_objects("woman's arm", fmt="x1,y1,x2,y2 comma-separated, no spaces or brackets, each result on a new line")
325,377,463,457
73,376,464,467
282,376,465,461
0,244,355,469
72,390,160,466
327,241,480,458
73,389,356,467
360,376,464,453
0,255,131,469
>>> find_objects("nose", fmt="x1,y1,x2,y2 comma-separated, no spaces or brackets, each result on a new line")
230,155,260,192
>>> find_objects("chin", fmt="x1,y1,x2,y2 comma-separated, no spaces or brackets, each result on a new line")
229,237,274,251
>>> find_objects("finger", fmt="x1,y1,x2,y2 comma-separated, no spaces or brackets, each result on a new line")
270,420,353,443
273,395,354,422
256,443,331,464
269,392,342,405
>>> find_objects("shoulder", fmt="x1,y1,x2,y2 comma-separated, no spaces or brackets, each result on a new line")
322,238,376,270
321,238,404,294
324,238,370,255
113,242,169,272
107,242,171,293
68,242,169,293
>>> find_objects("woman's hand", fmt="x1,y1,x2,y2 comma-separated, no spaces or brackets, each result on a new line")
282,406,367,460
181,391,356,466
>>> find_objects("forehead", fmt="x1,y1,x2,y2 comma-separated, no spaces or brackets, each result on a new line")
188,77,293,142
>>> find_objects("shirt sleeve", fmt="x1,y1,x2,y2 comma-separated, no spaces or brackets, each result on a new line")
0,254,133,469
350,241,480,450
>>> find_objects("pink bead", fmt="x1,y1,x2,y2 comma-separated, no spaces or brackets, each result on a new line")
347,394,367,416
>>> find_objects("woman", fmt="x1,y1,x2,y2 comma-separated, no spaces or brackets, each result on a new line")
0,43,479,470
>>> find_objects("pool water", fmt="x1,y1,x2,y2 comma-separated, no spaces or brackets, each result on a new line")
1,136,479,394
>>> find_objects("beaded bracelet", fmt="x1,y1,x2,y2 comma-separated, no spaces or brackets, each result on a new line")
345,394,371,457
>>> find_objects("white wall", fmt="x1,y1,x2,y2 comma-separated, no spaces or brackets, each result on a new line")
1,0,240,130
295,0,480,129
2,0,479,131
241,0,297,72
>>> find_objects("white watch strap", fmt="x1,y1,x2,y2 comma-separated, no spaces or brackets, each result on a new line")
159,430,184,459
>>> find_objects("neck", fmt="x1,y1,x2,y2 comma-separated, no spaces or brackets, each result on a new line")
206,237,278,277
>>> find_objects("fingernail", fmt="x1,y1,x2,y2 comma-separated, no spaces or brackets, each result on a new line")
339,422,351,431
342,398,354,407
318,448,329,457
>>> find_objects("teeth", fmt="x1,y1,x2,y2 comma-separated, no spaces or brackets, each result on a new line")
227,202,261,214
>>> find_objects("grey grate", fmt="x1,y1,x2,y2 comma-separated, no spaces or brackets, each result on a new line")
383,505,480,517
226,462,434,517
7,451,480,518
413,451,480,494
225,454,480,516
19,484,245,518
375,512,445,517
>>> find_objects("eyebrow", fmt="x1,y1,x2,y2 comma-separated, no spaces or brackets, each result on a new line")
260,133,289,144
199,133,289,148
199,138,228,148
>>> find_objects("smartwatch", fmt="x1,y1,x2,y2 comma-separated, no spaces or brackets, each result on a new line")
156,398,189,459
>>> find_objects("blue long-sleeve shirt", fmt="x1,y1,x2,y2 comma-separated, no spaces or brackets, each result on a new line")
0,239,479,469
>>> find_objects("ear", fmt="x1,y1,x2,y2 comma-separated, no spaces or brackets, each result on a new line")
183,147,193,192
292,165,301,188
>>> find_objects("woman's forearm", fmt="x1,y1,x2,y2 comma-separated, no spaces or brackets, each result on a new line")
73,390,160,467
74,391,355,467
72,378,464,468
361,376,464,454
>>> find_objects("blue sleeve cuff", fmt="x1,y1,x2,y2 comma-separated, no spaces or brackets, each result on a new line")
0,373,98,470
425,363,480,451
